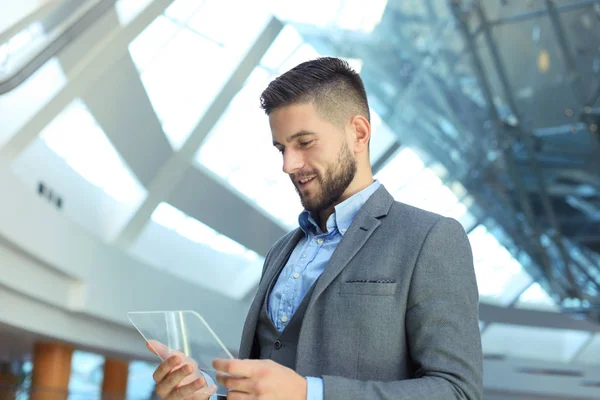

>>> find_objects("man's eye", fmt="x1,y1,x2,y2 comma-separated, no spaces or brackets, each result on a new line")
277,147,284,154
299,140,313,147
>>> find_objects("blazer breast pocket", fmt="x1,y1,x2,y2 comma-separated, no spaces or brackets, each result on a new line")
339,280,398,296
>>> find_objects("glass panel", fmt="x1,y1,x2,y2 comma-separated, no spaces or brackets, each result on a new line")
335,0,388,33
39,99,146,206
259,24,303,70
369,111,398,166
196,62,302,229
131,1,272,150
115,0,155,25
128,311,234,397
151,203,259,261
271,0,388,33
271,1,343,28
128,15,179,72
515,282,560,311
0,21,46,78
374,147,425,194
164,0,205,21
394,167,443,209
468,225,533,305
482,324,592,363
138,29,227,150
0,57,67,147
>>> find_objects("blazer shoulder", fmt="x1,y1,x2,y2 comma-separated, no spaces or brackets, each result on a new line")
389,200,442,225
388,201,468,239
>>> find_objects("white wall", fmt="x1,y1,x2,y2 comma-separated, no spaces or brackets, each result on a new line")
0,166,253,359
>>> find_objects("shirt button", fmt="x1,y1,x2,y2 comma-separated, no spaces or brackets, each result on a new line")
293,272,300,279
274,340,282,349
281,315,288,323
317,238,323,244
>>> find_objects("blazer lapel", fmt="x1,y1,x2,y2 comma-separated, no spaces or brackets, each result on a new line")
238,228,304,358
305,186,394,318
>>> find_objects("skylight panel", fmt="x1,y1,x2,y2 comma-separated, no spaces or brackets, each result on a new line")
39,99,145,205
131,1,272,150
374,147,425,194
468,224,533,304
151,203,259,261
515,282,559,311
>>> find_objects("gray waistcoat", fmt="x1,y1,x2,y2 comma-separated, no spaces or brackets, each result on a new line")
254,257,317,370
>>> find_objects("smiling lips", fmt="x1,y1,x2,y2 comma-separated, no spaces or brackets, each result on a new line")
297,175,316,189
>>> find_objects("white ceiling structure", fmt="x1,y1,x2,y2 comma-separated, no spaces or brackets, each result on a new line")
0,0,599,398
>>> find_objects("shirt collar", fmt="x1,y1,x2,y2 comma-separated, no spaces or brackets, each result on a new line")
298,180,381,236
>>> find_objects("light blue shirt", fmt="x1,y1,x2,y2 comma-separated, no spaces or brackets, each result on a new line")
268,180,381,400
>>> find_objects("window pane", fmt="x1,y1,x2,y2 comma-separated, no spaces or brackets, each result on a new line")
39,99,145,205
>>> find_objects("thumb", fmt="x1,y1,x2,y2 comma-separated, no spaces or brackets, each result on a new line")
146,340,170,359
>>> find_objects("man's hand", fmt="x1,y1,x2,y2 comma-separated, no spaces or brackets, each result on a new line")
213,359,307,400
147,340,217,400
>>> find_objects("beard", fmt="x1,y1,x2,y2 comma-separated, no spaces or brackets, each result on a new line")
292,140,357,215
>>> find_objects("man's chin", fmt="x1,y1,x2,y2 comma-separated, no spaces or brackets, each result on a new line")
301,198,320,214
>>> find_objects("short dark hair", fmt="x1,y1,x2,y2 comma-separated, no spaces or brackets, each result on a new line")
260,57,370,126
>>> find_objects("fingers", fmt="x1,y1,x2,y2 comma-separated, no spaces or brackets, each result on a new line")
147,340,170,359
212,359,253,378
155,363,198,399
165,377,206,399
195,383,218,398
216,374,254,394
226,391,252,400
153,355,181,384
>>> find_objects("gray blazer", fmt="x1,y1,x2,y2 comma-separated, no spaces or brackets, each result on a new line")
239,185,483,399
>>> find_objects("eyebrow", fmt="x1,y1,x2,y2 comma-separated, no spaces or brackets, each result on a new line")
272,131,316,147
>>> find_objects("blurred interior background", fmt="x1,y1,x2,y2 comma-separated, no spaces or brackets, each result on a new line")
0,0,599,398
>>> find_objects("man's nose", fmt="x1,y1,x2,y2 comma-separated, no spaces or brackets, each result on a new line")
282,148,304,175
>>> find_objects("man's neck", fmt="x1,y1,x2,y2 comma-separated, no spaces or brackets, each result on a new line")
316,177,375,232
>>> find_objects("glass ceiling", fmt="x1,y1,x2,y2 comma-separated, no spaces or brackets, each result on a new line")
0,21,45,81
38,98,146,206
6,0,591,365
516,282,560,311
270,0,389,33
127,0,273,150
26,1,557,312
0,57,66,147
151,202,260,262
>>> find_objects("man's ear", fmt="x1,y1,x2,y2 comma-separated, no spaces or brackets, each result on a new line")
350,115,371,153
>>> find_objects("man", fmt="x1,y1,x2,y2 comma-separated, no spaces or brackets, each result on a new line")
151,57,483,399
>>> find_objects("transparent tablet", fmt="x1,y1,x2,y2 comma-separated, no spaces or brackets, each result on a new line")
128,310,234,397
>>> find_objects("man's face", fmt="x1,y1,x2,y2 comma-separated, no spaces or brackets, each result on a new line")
270,103,357,215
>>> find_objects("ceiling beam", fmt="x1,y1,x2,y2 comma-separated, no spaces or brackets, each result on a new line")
167,166,286,256
82,52,172,187
112,17,284,250
0,0,178,168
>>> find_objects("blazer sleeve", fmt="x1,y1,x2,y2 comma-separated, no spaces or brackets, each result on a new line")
321,217,483,400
